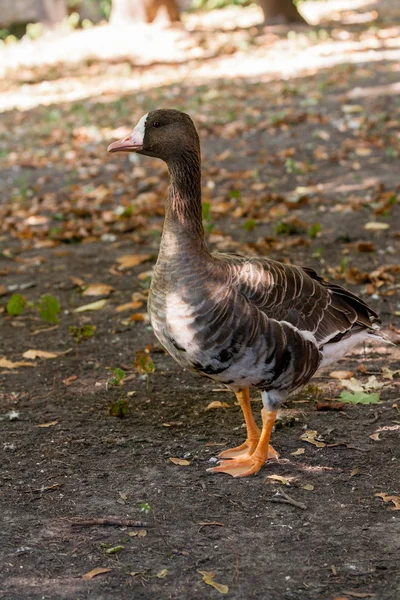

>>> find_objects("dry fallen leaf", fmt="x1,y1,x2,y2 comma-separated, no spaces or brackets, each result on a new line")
63,375,78,386
300,430,326,448
375,492,400,511
75,299,107,312
353,240,375,252
15,255,46,265
364,222,390,231
363,376,385,391
82,283,114,297
82,567,112,580
205,400,231,411
316,401,345,411
381,367,400,380
128,313,149,322
31,325,58,336
266,474,290,486
290,447,305,456
340,377,364,393
116,254,152,269
36,421,58,428
156,568,168,578
340,375,384,394
137,269,153,280
105,545,124,555
115,301,143,313
341,104,364,113
129,570,148,578
23,349,59,360
197,570,229,595
330,370,354,380
128,529,147,537
302,483,314,491
169,457,191,466
70,276,85,287
0,357,35,369
369,432,381,441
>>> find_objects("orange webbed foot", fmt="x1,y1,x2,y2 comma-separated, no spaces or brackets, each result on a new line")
218,438,259,459
209,408,278,478
208,455,265,478
218,442,279,461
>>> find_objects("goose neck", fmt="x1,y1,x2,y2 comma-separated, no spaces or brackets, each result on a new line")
164,150,204,240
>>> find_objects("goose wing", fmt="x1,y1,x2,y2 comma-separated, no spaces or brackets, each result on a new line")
222,256,379,347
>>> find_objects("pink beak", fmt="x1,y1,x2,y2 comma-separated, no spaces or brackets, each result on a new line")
107,131,143,153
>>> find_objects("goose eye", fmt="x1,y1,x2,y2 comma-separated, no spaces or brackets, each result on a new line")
152,121,162,128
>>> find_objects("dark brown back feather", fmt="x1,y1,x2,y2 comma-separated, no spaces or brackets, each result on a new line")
226,257,379,347
301,266,379,327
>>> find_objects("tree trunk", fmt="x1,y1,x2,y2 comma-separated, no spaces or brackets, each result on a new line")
76,0,103,24
0,0,66,27
110,0,180,25
257,0,307,25
39,0,67,26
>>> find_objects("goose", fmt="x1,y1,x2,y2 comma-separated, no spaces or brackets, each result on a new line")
108,109,384,477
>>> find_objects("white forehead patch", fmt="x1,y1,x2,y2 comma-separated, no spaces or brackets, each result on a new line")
133,112,148,138
127,112,148,148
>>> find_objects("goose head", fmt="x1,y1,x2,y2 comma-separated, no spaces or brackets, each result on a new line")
107,109,200,163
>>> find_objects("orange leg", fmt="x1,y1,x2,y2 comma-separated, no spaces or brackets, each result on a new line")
218,389,279,461
218,389,260,459
209,408,278,477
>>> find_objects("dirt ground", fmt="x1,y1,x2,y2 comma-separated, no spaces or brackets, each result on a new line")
1,2,400,599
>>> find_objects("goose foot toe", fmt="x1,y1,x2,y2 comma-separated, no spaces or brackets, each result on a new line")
266,444,280,460
218,439,259,459
208,456,265,478
218,442,279,461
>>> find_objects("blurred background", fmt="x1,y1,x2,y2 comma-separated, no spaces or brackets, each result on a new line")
1,0,399,339
0,0,399,323
0,0,398,288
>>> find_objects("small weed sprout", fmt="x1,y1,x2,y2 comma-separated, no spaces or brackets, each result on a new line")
39,295,61,324
109,397,129,418
339,256,349,273
6,294,26,316
6,293,60,323
108,367,126,386
106,368,129,417
69,324,96,343
243,218,257,233
139,502,151,515
308,223,321,239
285,158,306,175
134,351,155,392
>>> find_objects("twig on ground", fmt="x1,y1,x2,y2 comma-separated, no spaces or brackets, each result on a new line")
270,489,307,510
69,517,150,528
22,483,61,493
363,412,380,425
